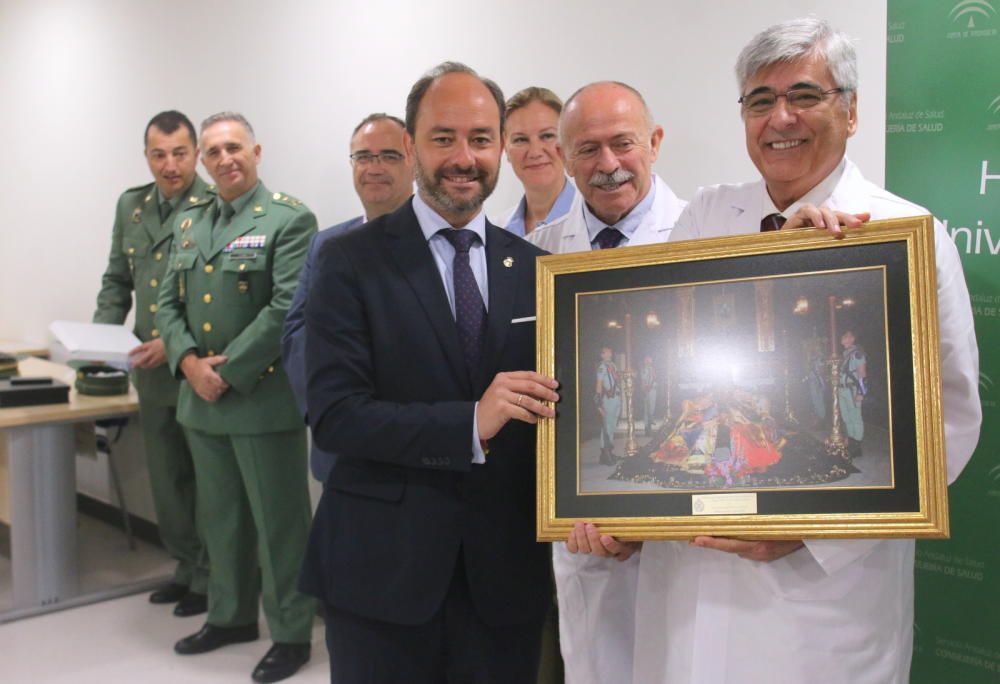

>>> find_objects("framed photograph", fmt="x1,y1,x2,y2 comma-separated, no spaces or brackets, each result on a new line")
535,216,949,541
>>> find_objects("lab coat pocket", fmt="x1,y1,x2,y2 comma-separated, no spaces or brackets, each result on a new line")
756,548,864,602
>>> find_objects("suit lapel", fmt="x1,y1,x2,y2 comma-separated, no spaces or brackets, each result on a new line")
383,202,471,395
476,224,518,394
138,189,166,247
730,180,766,233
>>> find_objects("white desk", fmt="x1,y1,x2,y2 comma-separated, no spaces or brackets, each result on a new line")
0,357,139,610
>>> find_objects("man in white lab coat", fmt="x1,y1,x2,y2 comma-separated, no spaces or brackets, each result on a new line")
528,81,686,684
570,18,982,684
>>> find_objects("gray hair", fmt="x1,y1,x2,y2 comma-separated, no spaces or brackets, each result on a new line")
735,17,858,110
559,81,655,149
405,61,506,137
200,111,256,142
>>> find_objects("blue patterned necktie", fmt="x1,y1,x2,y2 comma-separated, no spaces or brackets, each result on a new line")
595,226,625,249
439,228,487,378
760,213,786,232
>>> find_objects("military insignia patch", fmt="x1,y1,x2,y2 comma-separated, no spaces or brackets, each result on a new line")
131,208,142,223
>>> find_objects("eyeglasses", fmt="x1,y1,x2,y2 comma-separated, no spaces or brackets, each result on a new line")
349,150,405,166
738,86,847,116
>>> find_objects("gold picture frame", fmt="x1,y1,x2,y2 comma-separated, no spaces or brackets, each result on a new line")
536,216,948,541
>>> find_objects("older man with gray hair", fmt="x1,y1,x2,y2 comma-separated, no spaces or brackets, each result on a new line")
157,111,317,682
529,80,686,684
573,18,979,684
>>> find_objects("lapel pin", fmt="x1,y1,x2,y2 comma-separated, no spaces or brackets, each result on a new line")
131,208,142,223
180,218,192,230
503,256,514,268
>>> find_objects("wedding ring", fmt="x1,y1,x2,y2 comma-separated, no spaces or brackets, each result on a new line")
516,394,525,407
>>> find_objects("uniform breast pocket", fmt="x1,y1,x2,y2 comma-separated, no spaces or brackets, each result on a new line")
122,241,149,273
171,253,197,302
222,251,270,300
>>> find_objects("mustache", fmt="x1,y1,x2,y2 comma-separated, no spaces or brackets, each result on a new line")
588,168,634,188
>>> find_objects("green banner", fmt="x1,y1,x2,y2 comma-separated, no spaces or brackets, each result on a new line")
886,1,1000,681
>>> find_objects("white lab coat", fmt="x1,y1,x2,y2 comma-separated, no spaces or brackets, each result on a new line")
633,158,982,684
528,175,687,684
494,186,584,237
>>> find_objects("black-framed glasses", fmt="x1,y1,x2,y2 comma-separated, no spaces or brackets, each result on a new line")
738,86,847,116
349,150,405,166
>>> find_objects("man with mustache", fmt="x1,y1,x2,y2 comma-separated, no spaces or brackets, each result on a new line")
283,113,413,484
156,112,317,682
527,81,686,684
93,110,211,617
573,18,981,684
301,62,557,683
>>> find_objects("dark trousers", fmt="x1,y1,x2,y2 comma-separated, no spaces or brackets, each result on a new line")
324,556,545,684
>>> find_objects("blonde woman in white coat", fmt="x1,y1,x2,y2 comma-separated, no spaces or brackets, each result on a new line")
496,87,580,238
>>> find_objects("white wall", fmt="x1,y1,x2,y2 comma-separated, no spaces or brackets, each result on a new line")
0,0,886,344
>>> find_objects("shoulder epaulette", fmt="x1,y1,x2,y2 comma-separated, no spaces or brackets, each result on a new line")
182,194,215,209
271,192,305,208
124,181,155,195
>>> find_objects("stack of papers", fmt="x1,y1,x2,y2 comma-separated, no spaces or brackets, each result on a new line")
49,321,141,368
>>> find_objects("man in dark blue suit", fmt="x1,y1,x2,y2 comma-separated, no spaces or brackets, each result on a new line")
301,62,558,683
282,113,413,482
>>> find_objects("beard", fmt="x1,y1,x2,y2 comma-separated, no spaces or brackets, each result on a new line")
414,156,498,215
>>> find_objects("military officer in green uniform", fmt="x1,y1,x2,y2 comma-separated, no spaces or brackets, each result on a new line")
156,112,316,683
93,110,211,617
837,329,867,457
595,345,622,465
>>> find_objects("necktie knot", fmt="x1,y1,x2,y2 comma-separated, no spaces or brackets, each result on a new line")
222,202,236,221
595,226,625,250
159,200,172,223
440,228,479,254
760,213,786,232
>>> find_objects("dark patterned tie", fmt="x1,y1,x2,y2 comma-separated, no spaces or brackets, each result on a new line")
760,213,786,232
595,226,625,249
440,229,487,378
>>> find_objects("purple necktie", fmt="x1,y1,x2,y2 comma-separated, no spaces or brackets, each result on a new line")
760,213,786,232
595,227,625,249
440,229,486,378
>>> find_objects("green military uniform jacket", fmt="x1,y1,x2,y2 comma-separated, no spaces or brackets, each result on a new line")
93,176,215,407
156,182,317,435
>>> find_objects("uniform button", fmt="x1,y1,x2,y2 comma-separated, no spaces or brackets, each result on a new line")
238,263,247,272
127,247,135,255
204,264,214,273
207,349,216,356
149,278,158,288
202,322,212,332
151,329,160,338
267,365,274,374
203,293,212,304
149,304,157,313
182,240,192,248
154,252,163,261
